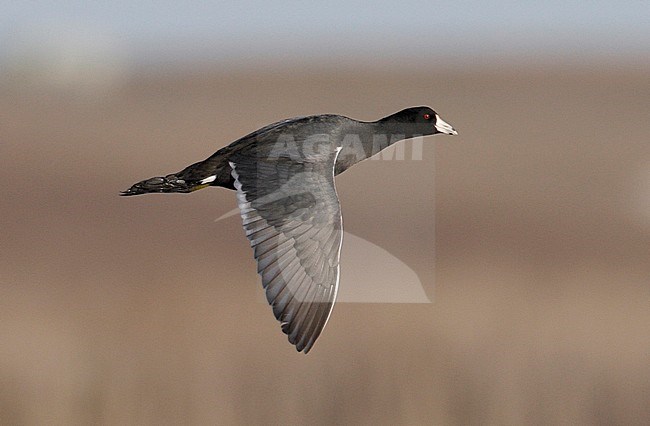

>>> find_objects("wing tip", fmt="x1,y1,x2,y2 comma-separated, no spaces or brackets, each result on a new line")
291,333,316,354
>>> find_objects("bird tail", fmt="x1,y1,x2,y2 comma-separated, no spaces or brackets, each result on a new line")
120,173,213,196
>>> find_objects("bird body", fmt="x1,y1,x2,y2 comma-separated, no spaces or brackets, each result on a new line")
122,106,457,353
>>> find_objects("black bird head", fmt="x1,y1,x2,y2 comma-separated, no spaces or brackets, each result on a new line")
378,106,458,138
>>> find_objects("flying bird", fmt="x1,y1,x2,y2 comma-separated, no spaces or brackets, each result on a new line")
121,106,457,353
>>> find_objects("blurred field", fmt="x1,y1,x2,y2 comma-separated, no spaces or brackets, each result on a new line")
1,64,649,425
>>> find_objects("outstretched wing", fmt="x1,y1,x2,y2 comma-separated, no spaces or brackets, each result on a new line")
229,149,343,353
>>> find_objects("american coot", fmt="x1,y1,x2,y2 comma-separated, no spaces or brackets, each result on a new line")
122,106,457,353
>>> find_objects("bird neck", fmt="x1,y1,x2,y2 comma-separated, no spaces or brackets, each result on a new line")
360,121,411,158
334,121,410,175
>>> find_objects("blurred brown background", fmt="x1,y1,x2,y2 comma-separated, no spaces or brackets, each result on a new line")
2,3,650,424
1,63,648,425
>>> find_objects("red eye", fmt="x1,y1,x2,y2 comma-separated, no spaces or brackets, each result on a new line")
423,113,431,120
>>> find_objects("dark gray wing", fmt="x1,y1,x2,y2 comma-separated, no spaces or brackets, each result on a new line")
229,149,343,353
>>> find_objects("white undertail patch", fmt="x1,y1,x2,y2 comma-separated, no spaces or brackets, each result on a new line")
200,175,217,184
